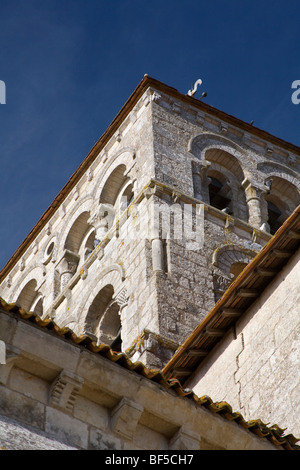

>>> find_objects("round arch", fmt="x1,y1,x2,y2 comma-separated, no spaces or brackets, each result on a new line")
93,148,136,203
9,265,45,304
188,132,250,168
212,244,257,276
56,197,94,258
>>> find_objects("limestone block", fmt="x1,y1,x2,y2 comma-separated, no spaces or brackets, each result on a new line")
169,427,200,450
89,427,122,450
110,397,143,440
45,406,88,449
0,385,45,430
12,321,81,371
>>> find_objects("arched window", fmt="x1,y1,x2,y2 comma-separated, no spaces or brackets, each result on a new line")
16,279,43,315
84,285,122,351
60,212,95,286
204,149,247,220
208,174,232,212
100,164,135,216
267,201,283,235
212,245,256,302
264,176,300,235
230,261,248,280
64,211,92,254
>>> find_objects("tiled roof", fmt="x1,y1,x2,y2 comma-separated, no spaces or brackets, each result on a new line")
0,296,299,450
162,205,300,386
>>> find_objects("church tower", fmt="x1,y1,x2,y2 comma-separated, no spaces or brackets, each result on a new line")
1,76,300,369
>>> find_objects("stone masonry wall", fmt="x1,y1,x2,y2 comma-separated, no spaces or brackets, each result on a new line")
186,247,300,439
1,83,300,370
0,307,281,450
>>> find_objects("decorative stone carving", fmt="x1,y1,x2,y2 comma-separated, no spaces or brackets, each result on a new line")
213,273,232,293
114,287,129,310
88,203,115,246
49,370,84,413
57,250,80,290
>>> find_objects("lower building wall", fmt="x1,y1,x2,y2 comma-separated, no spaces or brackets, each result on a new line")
0,307,279,451
187,247,300,439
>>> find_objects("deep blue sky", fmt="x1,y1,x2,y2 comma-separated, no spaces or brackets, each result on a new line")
0,0,300,271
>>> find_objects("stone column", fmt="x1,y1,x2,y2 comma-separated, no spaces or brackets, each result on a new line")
152,238,164,272
242,178,268,229
192,160,211,203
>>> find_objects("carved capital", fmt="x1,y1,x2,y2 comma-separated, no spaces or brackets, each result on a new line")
57,250,79,275
114,287,129,310
88,203,115,240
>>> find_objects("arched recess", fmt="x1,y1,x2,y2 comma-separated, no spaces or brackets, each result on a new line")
188,132,249,164
56,197,94,259
212,244,257,301
93,147,136,203
64,212,91,252
16,279,44,315
56,199,96,291
99,164,134,215
9,265,45,304
73,264,127,349
84,284,122,350
189,133,248,221
205,149,247,220
263,175,300,235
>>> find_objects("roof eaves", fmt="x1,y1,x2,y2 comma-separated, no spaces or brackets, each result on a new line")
162,204,300,383
0,296,299,450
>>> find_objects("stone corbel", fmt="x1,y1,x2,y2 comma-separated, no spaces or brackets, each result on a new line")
0,345,21,386
224,214,234,232
171,191,181,203
49,369,84,414
169,426,200,450
172,102,181,114
144,184,164,201
288,153,296,167
265,146,273,156
110,397,143,440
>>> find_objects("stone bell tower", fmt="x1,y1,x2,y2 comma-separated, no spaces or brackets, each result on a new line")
1,76,300,369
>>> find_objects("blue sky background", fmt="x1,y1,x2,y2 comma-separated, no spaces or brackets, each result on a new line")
0,0,300,270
